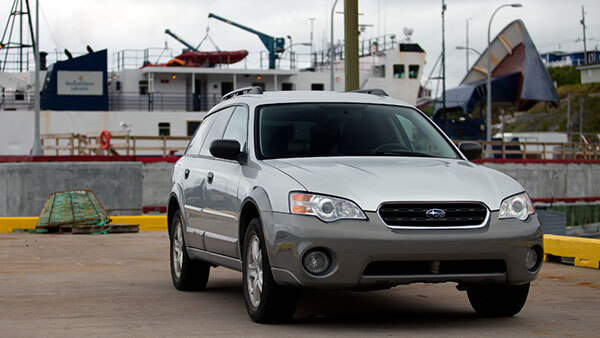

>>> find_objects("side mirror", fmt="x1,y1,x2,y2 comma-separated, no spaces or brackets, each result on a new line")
458,142,482,161
210,139,242,161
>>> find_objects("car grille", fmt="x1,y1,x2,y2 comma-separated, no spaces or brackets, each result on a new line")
378,203,488,228
363,260,506,276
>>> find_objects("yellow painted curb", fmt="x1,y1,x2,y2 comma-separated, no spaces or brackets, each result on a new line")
1,217,599,269
0,217,38,233
544,234,600,269
0,216,167,233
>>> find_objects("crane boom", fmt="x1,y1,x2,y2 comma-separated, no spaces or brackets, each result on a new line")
164,29,198,52
208,13,284,69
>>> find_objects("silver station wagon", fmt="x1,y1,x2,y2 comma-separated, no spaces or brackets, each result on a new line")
168,87,543,323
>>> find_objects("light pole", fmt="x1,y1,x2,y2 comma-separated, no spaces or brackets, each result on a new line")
330,0,339,91
486,3,522,143
32,0,42,156
456,46,481,55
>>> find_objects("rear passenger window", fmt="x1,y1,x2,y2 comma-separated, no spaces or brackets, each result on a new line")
222,106,249,151
185,115,214,156
199,106,236,156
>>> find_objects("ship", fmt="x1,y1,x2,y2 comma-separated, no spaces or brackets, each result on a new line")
0,12,426,156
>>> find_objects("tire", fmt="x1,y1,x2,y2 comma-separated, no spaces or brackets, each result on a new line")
170,209,210,291
467,283,530,317
242,218,299,323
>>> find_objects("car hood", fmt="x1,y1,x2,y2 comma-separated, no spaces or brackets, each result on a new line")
265,157,524,211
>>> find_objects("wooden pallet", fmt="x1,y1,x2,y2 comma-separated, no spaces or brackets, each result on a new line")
58,224,140,234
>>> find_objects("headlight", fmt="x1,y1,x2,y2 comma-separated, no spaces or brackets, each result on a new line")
499,192,535,221
289,192,367,222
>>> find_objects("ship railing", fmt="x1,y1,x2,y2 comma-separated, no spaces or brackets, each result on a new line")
109,34,398,72
453,140,600,160
108,92,220,111
0,90,220,112
0,90,34,110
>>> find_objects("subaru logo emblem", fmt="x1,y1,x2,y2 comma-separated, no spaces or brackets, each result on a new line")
426,208,446,219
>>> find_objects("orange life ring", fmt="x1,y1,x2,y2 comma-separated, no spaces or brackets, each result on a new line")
99,130,111,150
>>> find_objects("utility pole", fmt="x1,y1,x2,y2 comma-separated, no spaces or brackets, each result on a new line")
581,6,588,65
441,0,447,112
567,93,571,141
579,96,584,136
308,18,315,60
344,0,359,91
465,18,470,72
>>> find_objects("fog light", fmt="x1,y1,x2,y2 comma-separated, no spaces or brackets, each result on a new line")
526,248,538,270
303,250,330,275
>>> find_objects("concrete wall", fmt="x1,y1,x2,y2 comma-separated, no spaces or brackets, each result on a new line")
1,161,598,217
0,162,143,217
142,162,174,207
483,162,600,199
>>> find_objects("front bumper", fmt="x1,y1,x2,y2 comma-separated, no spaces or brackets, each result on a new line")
260,211,543,289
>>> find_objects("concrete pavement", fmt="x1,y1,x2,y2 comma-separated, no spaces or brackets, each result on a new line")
1,232,599,337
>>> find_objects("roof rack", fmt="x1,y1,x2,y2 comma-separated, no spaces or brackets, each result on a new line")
352,88,389,97
221,86,264,102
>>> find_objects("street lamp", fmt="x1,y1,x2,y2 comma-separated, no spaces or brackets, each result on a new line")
486,3,522,144
455,46,481,55
330,0,339,91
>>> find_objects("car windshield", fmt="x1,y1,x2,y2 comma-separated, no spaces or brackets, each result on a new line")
257,103,459,159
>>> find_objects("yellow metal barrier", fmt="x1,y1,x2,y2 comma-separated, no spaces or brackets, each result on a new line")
1,217,598,269
0,216,167,233
544,234,600,269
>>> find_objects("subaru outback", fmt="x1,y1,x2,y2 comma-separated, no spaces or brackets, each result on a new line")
167,87,543,323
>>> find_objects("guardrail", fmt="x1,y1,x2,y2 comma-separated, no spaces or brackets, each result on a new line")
41,132,191,157
454,140,600,160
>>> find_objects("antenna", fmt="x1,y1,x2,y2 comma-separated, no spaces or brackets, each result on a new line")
403,27,413,42
581,5,588,65
0,0,36,72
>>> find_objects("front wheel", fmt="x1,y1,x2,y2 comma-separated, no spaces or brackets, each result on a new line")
170,209,210,291
243,218,299,323
467,283,530,317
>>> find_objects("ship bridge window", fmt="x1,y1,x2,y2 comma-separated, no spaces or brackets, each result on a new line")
409,65,420,79
15,90,25,101
158,122,170,136
187,121,202,137
311,83,324,91
139,80,148,95
373,65,385,78
393,65,405,79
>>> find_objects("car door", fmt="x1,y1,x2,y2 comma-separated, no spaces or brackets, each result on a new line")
181,107,234,250
198,105,248,259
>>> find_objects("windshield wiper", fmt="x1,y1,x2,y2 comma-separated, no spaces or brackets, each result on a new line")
371,151,435,157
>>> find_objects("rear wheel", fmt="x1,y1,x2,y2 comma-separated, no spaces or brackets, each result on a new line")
243,218,298,323
170,209,210,291
467,283,530,317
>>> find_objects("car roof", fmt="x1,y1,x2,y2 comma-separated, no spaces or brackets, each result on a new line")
208,91,412,114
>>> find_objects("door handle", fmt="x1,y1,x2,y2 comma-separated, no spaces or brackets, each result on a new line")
184,168,190,179
207,171,214,184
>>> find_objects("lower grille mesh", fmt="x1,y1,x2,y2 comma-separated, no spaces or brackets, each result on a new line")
363,260,506,276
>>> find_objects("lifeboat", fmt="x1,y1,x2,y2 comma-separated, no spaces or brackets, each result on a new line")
143,50,248,68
